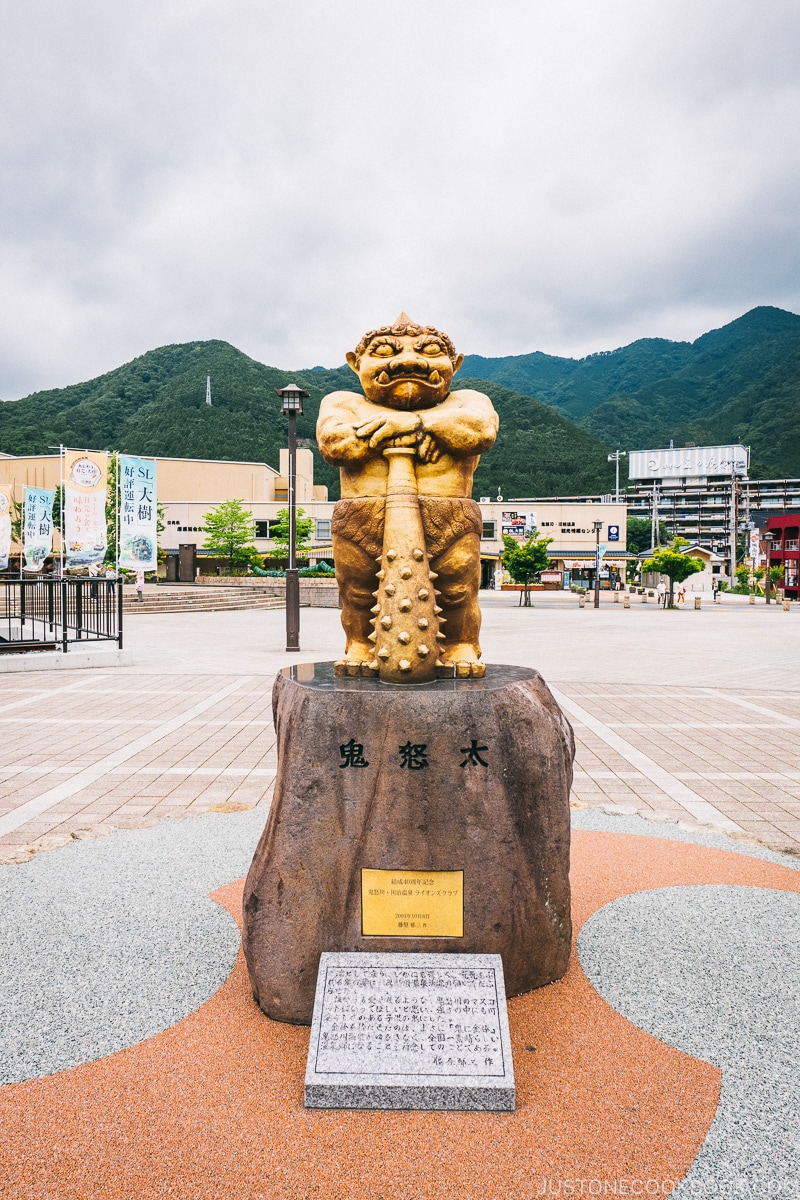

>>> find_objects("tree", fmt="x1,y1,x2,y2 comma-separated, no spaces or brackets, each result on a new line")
626,515,669,556
267,506,314,564
201,499,257,574
735,563,752,594
502,534,554,606
641,539,704,608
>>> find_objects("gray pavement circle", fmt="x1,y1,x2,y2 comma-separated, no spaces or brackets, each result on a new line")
3,800,800,1198
578,884,800,1199
0,810,268,1085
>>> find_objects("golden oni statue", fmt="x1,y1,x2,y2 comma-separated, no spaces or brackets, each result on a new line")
317,314,499,682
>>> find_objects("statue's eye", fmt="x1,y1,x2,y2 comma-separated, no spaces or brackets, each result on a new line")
421,341,442,355
370,342,395,357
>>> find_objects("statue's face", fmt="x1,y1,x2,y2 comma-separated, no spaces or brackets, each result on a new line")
347,332,464,410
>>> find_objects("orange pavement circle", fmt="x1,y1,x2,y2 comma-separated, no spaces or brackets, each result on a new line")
2,829,798,1200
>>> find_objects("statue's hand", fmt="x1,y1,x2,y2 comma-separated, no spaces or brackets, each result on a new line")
355,413,423,450
417,433,442,464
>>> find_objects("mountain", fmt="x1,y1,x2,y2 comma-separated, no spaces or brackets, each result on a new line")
0,342,615,500
460,380,614,499
461,339,693,423
461,307,800,478
3,305,797,495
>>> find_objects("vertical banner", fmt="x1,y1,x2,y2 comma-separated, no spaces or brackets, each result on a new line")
0,485,12,570
118,456,157,571
749,528,761,568
23,487,55,572
64,450,108,569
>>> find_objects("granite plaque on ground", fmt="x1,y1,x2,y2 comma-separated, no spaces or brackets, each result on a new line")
304,952,515,1111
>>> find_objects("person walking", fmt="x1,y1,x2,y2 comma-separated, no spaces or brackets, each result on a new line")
657,580,667,608
105,566,116,596
135,570,145,602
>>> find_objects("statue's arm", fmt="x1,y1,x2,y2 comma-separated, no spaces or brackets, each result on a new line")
419,390,499,458
316,392,376,464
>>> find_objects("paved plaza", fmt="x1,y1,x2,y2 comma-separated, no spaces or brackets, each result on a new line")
2,592,799,1199
1,591,798,859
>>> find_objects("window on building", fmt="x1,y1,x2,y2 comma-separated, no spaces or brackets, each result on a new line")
481,521,496,540
315,519,332,541
255,521,271,538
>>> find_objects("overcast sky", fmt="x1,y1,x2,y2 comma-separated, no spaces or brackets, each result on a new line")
2,0,799,398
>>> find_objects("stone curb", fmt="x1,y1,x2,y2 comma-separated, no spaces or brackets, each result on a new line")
569,798,800,858
0,801,259,865
1,798,796,867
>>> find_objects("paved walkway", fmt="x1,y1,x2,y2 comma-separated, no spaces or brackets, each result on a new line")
0,593,799,859
2,811,798,1199
3,594,799,1198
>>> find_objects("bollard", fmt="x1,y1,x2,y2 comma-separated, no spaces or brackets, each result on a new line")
613,591,619,603
784,599,791,612
749,594,755,605
623,594,630,609
641,592,647,603
694,596,702,610
578,594,586,608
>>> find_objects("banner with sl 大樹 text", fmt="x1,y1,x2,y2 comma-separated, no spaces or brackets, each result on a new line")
0,485,12,570
23,487,55,572
118,456,157,571
64,450,108,569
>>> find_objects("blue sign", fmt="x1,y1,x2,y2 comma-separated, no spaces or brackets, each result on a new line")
608,525,620,542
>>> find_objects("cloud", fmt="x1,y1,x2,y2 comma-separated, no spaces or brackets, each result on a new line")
1,0,799,397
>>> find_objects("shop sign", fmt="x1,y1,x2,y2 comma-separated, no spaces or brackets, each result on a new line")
629,444,749,480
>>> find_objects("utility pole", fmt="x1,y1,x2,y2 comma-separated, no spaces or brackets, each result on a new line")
730,472,738,584
650,481,660,550
607,450,626,502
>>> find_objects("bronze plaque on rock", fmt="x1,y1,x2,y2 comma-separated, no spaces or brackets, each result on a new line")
361,869,464,937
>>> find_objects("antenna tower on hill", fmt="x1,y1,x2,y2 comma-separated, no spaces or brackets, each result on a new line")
206,375,212,406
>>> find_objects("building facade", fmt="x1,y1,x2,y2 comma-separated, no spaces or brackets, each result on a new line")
1,450,628,586
765,515,800,600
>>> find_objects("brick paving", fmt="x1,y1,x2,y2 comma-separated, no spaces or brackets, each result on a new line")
1,596,799,861
560,685,800,849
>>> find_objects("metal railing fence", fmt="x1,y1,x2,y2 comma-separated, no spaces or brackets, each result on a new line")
0,578,123,653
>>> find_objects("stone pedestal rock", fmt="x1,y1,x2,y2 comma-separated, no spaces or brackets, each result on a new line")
242,662,574,1025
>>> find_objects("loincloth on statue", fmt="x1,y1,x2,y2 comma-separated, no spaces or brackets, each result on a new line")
332,496,482,562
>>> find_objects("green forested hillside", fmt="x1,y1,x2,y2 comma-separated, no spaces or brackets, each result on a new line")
0,343,614,500
3,305,797,496
578,309,800,477
462,307,800,477
461,380,614,498
0,341,350,499
461,338,693,422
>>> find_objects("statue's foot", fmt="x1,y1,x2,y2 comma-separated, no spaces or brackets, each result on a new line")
435,645,486,679
334,644,379,677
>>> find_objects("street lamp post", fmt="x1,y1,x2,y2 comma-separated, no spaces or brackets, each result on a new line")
765,531,774,605
593,519,603,609
275,383,310,652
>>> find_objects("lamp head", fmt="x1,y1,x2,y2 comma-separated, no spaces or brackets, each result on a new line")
275,383,309,415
